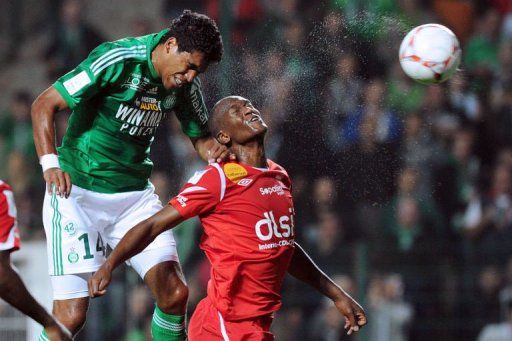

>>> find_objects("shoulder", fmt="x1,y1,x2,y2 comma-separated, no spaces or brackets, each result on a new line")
0,180,11,193
86,38,147,73
267,160,289,176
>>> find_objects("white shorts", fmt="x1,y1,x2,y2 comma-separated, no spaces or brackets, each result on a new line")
43,184,178,297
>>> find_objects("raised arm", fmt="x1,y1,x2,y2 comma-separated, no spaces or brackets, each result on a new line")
31,86,72,198
287,242,367,335
88,205,184,297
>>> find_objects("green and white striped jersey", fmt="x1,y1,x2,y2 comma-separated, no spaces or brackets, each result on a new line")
53,29,209,193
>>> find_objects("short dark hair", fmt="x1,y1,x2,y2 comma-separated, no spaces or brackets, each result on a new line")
163,10,223,63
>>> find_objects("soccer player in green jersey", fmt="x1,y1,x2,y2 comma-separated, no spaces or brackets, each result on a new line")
31,10,224,340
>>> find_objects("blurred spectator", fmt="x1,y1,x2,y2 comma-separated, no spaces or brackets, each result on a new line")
309,275,357,340
368,273,413,341
478,299,512,341
421,85,460,141
304,210,352,275
399,112,444,200
462,163,512,266
386,63,425,115
0,90,36,160
448,72,482,123
382,167,443,250
341,78,402,148
337,114,399,238
464,8,501,93
471,266,503,333
44,0,105,79
324,52,363,149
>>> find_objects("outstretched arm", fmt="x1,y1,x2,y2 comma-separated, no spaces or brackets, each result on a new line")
287,242,367,335
88,205,184,297
0,251,72,340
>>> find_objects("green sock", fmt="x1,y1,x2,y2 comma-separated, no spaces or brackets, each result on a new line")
39,330,49,341
151,305,185,341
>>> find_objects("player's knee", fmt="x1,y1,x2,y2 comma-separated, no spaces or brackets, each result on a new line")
156,280,189,313
53,299,88,334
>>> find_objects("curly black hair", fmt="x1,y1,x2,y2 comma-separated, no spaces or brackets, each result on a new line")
162,10,223,63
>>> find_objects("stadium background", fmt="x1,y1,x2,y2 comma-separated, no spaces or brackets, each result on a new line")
1,0,512,340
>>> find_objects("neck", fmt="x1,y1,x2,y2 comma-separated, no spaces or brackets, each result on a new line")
151,45,162,77
231,139,266,168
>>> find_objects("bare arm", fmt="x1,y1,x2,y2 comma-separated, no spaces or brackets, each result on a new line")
31,86,72,198
288,242,367,335
0,252,71,340
88,205,184,297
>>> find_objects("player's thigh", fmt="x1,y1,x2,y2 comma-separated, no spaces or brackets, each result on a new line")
104,184,179,279
43,188,105,276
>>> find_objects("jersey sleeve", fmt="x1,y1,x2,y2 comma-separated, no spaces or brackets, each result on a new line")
0,186,19,252
173,78,210,138
53,42,126,109
169,165,223,219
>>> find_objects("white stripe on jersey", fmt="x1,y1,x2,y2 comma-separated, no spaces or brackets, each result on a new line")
90,45,146,71
92,52,146,75
210,163,226,201
179,186,207,195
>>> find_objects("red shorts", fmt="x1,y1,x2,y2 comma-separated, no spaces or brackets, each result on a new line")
189,296,275,341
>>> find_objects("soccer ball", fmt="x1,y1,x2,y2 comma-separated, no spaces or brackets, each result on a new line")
399,24,461,84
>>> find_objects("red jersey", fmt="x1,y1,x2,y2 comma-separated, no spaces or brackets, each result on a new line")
170,160,295,321
0,180,20,252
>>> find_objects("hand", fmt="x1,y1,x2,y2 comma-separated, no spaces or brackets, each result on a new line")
334,295,367,335
88,265,112,298
207,141,236,164
44,320,72,341
44,168,72,198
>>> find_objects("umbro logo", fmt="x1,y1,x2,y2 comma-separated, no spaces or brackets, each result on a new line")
237,179,253,186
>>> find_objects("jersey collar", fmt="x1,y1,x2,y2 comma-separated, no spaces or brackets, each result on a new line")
147,28,170,82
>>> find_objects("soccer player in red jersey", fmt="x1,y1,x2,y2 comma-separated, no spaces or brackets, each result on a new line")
0,180,71,341
88,95,367,340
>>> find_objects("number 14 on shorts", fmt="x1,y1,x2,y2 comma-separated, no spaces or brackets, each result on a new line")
68,233,106,264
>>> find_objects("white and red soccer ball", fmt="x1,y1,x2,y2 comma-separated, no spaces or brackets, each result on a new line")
399,24,461,84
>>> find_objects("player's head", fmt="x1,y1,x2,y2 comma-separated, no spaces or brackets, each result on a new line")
209,96,267,146
156,10,223,89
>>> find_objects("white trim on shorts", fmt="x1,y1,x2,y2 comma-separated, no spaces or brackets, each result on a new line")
218,311,230,341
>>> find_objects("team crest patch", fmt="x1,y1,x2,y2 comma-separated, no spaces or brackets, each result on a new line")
163,95,176,109
68,249,79,263
224,163,248,182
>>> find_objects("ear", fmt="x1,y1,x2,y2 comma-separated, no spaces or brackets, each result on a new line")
163,37,178,53
216,130,231,145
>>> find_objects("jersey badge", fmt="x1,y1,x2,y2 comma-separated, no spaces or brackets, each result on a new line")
163,95,176,109
224,163,248,182
237,178,253,186
68,249,80,264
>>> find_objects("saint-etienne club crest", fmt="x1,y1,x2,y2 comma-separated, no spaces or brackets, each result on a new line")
163,95,176,109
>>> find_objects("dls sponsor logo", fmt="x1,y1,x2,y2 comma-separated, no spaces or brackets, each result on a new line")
254,209,295,241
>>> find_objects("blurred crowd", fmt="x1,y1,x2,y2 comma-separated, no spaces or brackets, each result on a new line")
2,0,512,340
